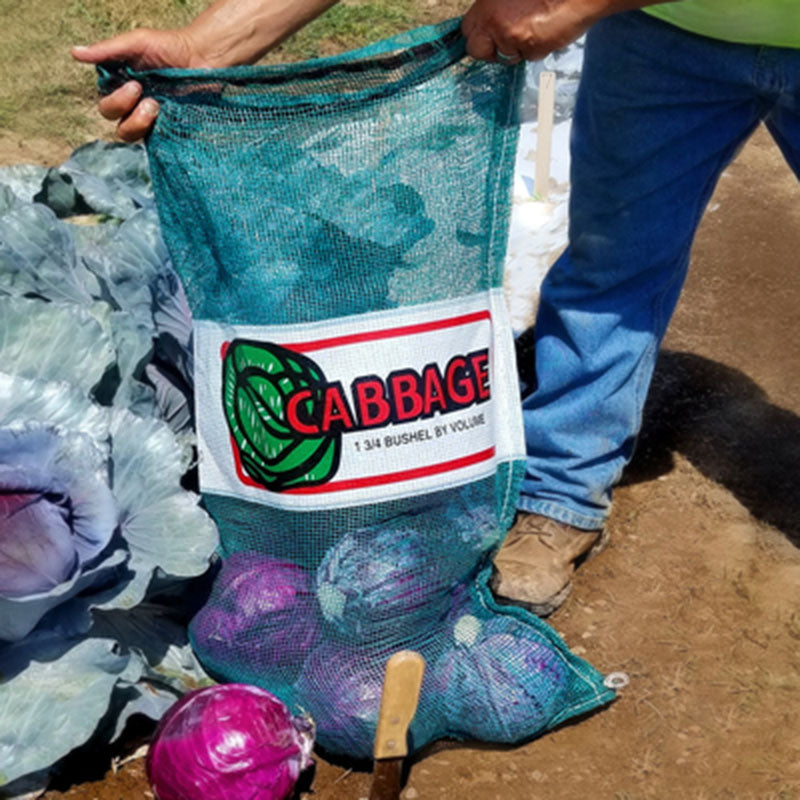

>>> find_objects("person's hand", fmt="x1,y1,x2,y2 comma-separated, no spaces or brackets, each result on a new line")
72,0,340,141
461,0,627,63
71,29,204,141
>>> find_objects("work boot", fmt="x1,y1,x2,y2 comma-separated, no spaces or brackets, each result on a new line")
491,513,608,616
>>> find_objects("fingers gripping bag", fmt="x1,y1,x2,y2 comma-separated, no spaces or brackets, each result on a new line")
98,19,614,758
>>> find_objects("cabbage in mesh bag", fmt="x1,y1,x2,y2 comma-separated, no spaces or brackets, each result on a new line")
101,18,615,758
189,552,321,684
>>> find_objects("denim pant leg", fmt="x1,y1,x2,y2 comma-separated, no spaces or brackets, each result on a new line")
519,13,768,529
763,48,800,178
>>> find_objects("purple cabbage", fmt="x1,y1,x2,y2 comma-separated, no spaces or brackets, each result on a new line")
0,429,117,640
190,552,320,681
315,524,454,645
433,613,570,743
146,683,314,800
442,499,503,555
0,485,77,597
294,642,437,758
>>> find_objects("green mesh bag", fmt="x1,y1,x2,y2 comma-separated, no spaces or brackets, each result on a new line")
99,19,614,758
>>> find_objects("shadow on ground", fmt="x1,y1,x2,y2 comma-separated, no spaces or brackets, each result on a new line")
623,349,800,548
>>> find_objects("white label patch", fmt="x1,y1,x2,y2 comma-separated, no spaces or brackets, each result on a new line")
194,290,525,510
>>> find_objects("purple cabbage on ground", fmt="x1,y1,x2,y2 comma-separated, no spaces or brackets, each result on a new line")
146,683,314,800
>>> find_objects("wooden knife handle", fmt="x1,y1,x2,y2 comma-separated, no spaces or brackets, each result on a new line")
373,650,426,760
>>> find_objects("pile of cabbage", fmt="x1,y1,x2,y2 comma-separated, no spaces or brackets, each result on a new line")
0,142,218,797
190,487,614,758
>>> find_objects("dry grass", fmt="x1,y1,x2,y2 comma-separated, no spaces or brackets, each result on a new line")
0,0,469,153
0,0,207,147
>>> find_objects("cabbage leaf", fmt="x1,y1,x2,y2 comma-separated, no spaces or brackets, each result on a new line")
0,636,142,785
0,296,114,392
0,204,99,305
0,142,217,791
0,373,109,449
0,165,48,205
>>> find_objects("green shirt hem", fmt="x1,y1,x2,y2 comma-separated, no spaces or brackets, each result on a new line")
643,4,800,49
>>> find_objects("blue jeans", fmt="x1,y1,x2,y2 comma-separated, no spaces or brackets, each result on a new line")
520,11,800,529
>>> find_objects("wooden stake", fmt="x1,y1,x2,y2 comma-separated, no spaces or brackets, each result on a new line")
535,70,556,202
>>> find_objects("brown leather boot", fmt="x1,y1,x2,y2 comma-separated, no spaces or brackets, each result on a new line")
491,513,608,616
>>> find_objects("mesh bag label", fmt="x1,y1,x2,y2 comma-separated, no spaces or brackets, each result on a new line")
195,290,524,510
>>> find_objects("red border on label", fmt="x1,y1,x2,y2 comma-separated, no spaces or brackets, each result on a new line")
283,310,491,352
285,447,495,493
226,309,494,494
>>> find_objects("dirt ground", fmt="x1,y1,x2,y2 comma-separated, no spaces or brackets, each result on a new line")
5,119,800,800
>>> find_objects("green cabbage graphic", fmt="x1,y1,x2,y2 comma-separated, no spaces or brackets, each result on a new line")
222,339,341,491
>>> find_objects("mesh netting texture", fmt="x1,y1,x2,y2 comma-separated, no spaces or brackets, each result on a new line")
99,19,614,758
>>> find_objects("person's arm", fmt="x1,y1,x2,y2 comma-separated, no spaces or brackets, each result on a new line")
462,0,678,63
71,0,338,141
